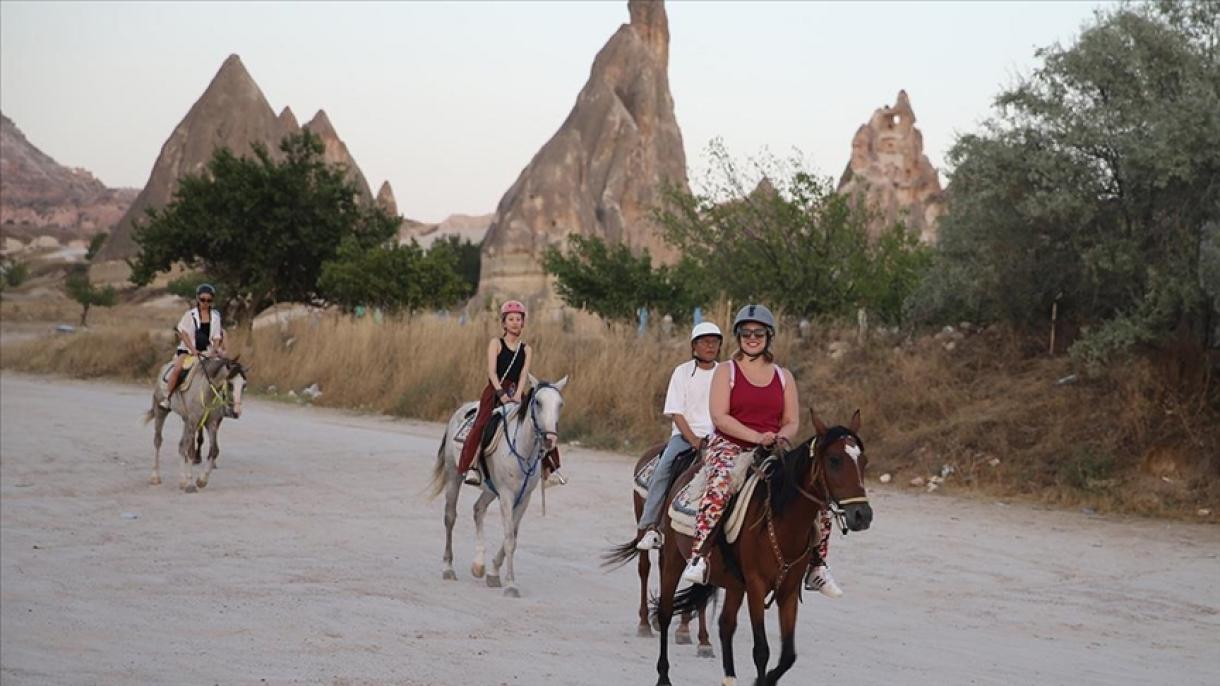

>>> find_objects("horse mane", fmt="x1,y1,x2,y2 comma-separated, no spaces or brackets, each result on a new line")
766,425,863,514
515,386,536,425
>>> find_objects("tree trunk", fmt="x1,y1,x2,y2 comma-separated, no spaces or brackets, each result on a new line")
79,303,90,328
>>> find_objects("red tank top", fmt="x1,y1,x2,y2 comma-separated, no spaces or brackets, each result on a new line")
719,360,785,448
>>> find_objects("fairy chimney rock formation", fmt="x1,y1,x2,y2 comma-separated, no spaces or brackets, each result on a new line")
478,0,688,304
99,54,285,260
277,106,299,135
98,56,378,261
376,181,398,217
303,110,373,203
837,90,945,244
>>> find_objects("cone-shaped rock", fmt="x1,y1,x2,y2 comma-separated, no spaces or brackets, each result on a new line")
99,55,284,259
837,90,944,244
303,110,373,203
277,106,300,135
376,181,398,217
478,0,688,303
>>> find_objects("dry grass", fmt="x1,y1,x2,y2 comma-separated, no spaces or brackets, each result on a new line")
3,309,1216,519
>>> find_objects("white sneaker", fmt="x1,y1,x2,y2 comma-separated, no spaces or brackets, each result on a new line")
804,564,843,598
636,529,664,551
158,399,170,410
463,469,482,486
546,470,567,487
681,557,708,585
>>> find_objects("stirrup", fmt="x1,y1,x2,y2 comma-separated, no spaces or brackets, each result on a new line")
546,470,567,486
681,556,709,585
158,398,171,410
636,529,664,551
463,468,483,486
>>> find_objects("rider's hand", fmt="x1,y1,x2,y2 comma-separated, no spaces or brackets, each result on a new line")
758,431,778,447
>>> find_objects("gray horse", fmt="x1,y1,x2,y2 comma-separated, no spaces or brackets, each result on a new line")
145,355,247,492
429,374,569,598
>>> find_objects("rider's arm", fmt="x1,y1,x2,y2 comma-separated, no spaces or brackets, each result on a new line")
512,345,531,403
671,414,701,447
176,311,198,355
709,364,765,444
486,338,504,397
777,368,800,445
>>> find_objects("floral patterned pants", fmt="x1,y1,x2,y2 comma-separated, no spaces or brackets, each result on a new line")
691,434,835,563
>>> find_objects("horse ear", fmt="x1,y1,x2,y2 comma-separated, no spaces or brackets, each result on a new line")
809,408,828,437
849,409,861,433
528,373,540,388
553,375,569,391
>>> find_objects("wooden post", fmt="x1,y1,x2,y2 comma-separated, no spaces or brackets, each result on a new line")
1049,300,1058,355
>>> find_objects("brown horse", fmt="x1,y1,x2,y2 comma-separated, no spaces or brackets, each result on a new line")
603,442,716,657
652,411,873,686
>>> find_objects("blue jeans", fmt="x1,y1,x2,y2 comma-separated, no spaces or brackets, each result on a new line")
638,435,693,530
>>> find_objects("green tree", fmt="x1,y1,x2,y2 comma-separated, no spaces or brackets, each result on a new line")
914,1,1220,361
656,141,931,323
65,265,117,326
85,232,108,261
318,238,469,313
542,234,702,324
1,258,29,289
427,234,481,300
129,131,399,324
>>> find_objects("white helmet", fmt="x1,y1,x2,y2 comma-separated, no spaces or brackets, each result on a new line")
690,321,723,342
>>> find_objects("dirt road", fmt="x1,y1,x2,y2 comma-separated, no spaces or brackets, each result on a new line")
2,374,1217,685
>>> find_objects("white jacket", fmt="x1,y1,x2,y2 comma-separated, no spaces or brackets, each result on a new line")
176,307,223,352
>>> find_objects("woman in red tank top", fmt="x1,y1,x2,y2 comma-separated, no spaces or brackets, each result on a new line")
681,304,843,596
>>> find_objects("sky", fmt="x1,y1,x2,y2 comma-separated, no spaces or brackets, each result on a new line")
0,1,1107,223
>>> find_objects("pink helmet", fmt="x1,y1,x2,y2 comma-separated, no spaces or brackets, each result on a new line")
500,300,527,319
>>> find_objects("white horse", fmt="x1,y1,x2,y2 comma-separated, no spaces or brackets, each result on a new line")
429,374,569,598
146,355,247,492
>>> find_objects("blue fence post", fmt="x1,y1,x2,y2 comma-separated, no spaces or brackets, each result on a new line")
693,306,703,325
637,307,649,337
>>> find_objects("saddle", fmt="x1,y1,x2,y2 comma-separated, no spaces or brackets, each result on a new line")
453,404,508,455
157,356,199,398
667,451,768,545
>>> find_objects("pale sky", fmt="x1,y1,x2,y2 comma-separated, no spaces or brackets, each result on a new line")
1,1,1106,222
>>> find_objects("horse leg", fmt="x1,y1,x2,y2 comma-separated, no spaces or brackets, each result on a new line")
196,421,219,489
746,583,770,685
178,423,196,493
440,459,463,581
676,608,693,644
500,495,529,597
471,489,495,582
654,537,683,686
764,592,798,685
637,547,653,637
719,585,744,685
149,405,168,485
697,589,716,658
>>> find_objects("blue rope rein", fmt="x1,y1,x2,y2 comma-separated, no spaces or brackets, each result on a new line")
491,382,556,510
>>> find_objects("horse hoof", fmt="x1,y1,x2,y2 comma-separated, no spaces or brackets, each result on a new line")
183,483,197,494
148,475,161,486
195,478,208,489
675,630,692,645
442,569,458,581
503,587,520,598
637,625,653,638
471,562,485,578
697,644,716,659
486,575,501,588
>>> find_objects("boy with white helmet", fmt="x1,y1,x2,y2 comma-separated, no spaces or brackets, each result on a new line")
636,321,723,550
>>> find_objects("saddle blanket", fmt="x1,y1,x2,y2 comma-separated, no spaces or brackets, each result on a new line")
452,404,508,454
667,453,762,545
157,356,198,396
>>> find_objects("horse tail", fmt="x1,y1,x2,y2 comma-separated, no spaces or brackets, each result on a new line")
601,538,642,570
658,582,719,621
426,426,450,500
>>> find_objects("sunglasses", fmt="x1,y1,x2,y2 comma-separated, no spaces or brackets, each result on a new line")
738,328,768,340
198,297,213,303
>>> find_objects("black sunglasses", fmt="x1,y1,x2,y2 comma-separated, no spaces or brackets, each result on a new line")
198,297,213,303
738,328,768,339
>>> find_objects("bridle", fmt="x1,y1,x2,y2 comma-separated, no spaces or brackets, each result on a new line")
497,382,562,509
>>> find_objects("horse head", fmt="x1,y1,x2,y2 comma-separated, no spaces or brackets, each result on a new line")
526,373,569,452
224,356,249,418
810,409,873,532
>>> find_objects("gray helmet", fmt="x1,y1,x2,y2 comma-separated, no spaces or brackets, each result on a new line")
733,304,776,335
196,283,216,297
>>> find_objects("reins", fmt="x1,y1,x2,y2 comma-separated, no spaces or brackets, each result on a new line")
492,382,559,512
